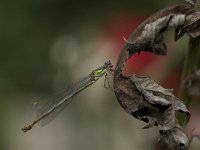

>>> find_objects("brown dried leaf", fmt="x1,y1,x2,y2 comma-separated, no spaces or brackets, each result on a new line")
131,75,189,129
113,1,194,148
114,75,190,130
159,125,189,150
184,12,200,38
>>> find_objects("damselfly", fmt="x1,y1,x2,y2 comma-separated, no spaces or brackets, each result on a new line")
22,61,113,132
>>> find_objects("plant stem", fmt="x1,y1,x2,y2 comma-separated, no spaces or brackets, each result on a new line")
179,36,200,126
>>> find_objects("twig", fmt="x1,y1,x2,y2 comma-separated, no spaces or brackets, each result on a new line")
179,36,200,126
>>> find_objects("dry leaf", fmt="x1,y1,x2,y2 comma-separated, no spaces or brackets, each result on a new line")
159,125,189,150
114,75,190,130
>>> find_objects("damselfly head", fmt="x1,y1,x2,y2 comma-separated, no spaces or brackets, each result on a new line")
91,61,113,81
104,60,113,72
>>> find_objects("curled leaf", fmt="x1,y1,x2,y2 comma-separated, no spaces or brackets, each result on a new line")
114,75,190,130
131,75,189,130
184,12,200,38
159,125,189,150
113,1,195,149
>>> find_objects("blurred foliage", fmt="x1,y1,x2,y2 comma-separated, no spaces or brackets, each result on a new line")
0,0,179,93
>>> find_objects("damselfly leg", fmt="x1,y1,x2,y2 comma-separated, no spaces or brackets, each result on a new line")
104,73,113,91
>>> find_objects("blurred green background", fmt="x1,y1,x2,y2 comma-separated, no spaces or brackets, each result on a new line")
1,0,200,150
